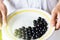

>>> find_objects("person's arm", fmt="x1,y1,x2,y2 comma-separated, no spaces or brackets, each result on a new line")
0,0,7,29
51,0,60,30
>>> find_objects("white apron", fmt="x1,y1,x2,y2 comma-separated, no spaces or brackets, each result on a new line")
3,0,58,14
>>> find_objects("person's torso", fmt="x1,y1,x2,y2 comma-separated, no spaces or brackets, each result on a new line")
9,0,47,10
6,0,58,13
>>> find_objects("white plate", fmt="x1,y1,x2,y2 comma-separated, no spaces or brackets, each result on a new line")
4,9,55,40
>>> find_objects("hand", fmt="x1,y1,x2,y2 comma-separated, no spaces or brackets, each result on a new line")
51,1,60,30
0,0,7,29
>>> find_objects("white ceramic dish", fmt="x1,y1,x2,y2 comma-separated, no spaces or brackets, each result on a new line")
3,9,55,40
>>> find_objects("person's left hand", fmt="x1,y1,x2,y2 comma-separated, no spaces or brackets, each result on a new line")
0,0,7,29
51,1,60,30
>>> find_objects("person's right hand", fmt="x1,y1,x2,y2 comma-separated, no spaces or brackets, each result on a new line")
0,0,7,29
51,1,60,30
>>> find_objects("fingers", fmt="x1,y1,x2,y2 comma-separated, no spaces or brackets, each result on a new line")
51,9,60,30
56,21,60,30
56,13,60,30
0,3,7,25
51,9,57,26
1,5,7,25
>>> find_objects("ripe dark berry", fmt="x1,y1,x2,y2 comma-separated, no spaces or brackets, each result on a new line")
22,26,27,39
26,28,32,40
33,20,38,26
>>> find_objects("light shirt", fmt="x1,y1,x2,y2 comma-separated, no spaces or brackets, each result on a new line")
4,0,58,14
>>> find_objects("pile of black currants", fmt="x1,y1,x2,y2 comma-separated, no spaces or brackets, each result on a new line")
14,17,48,40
